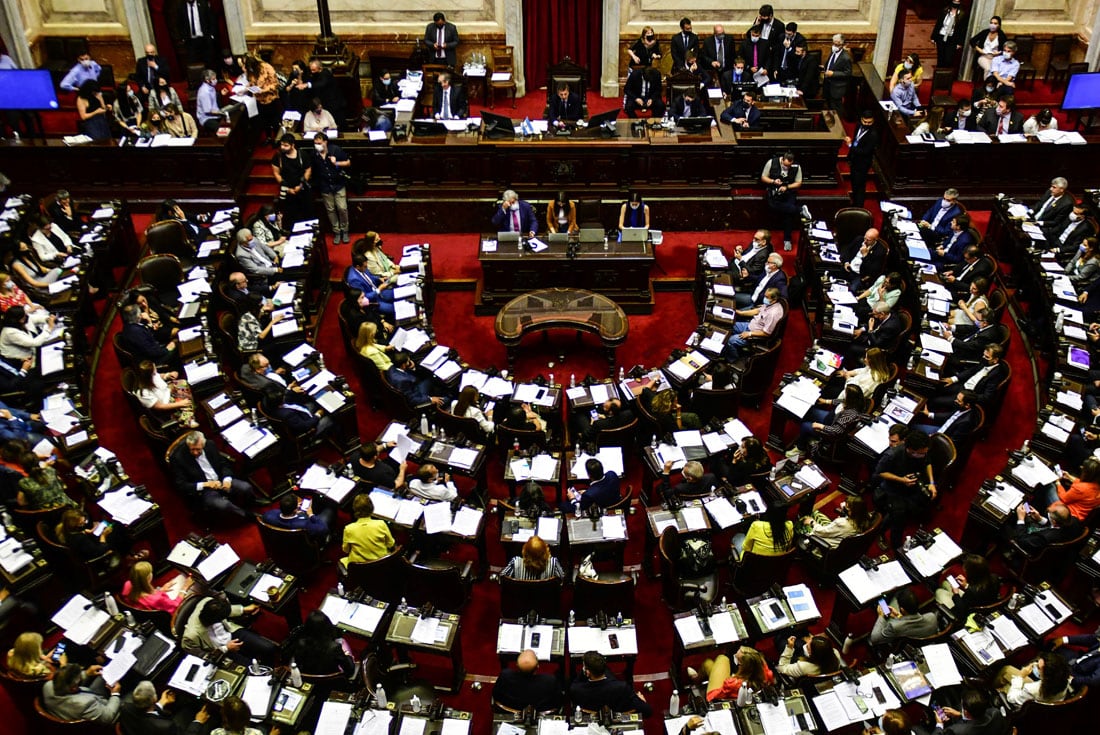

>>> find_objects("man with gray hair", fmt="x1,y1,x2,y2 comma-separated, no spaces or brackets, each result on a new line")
119,303,177,364
918,188,964,245
822,33,852,115
234,227,281,294
658,458,720,498
735,251,788,308
491,189,537,237
167,430,257,521
120,680,209,735
1032,176,1072,231
723,286,784,360
195,68,222,133
848,301,904,363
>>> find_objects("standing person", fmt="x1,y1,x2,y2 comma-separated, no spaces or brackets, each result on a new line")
670,17,699,72
761,151,802,251
272,133,312,227
75,80,112,141
176,0,218,69
846,110,880,207
822,34,852,116
931,1,967,69
311,133,351,244
423,12,459,68
59,53,101,92
135,43,170,98
627,26,662,68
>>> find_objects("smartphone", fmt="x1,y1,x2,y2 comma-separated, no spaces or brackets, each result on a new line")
299,497,312,512
273,691,289,712
92,520,109,537
853,696,869,714
933,705,946,720
946,574,959,589
608,633,620,650
872,686,886,704
878,599,891,616
978,648,992,662
1023,502,1032,514
530,632,541,647
185,663,200,681
51,642,66,663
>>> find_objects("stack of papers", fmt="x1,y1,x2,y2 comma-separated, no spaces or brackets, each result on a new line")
96,485,154,525
0,536,33,574
922,642,962,688
838,560,911,605
1010,455,1059,488
498,623,555,660
775,377,822,419
784,584,820,622
567,625,638,655
195,544,240,581
320,595,386,633
904,532,963,577
985,481,1025,514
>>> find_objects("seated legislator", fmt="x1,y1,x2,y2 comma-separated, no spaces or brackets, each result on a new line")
386,351,446,407
1047,202,1095,259
847,303,905,363
262,493,333,543
168,431,257,521
131,360,197,429
160,103,197,138
122,560,193,615
928,345,1007,411
546,83,583,128
941,245,994,297
432,72,468,120
493,650,562,711
181,596,278,664
995,653,1071,709
546,191,578,234
722,286,784,360
702,646,775,702
657,459,719,499
933,214,975,266
731,230,773,283
917,189,964,247
890,69,925,119
353,322,393,371
777,634,845,679
1023,107,1058,136
1031,176,1074,232
941,98,978,133
29,216,74,264
563,458,621,513
736,252,787,308
6,632,59,679
720,56,753,96
235,228,282,295
912,390,980,443
619,192,650,230
491,189,537,238
732,505,794,560
120,680,209,735
408,463,459,502
501,535,565,580
119,304,178,365
302,97,337,134
354,441,407,489
950,276,990,327
574,397,632,444
977,95,1023,136
921,687,1008,735
341,493,396,569
798,495,874,549
1008,501,1082,556
1039,459,1100,522
720,88,762,129
870,587,940,646
42,662,121,725
347,254,396,319
670,87,707,121
570,651,653,717
623,67,665,118
16,451,74,509
452,385,494,434
285,610,355,677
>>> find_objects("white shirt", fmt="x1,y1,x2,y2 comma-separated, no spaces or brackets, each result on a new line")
408,477,458,502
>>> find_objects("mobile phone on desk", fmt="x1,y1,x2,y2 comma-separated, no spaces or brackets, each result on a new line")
530,632,541,647
608,633,619,650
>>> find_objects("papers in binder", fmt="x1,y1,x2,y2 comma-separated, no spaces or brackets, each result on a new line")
704,496,742,529
757,597,791,632
986,482,1024,514
536,516,560,541
168,654,214,696
449,447,479,470
655,443,686,470
1035,590,1071,623
241,675,276,722
709,612,741,644
674,615,705,645
1010,455,1058,487
184,360,220,384
0,538,33,574
97,487,153,525
757,701,796,735
784,584,819,622
368,490,399,519
66,606,110,645
681,506,708,531
395,499,425,526
411,616,441,644
1016,603,1055,635
394,300,418,321
195,544,239,581
600,514,627,540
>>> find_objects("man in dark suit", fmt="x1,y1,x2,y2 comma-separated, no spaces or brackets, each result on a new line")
751,4,785,58
670,87,707,121
789,41,820,98
423,12,460,67
299,58,345,122
176,0,217,69
1031,176,1073,232
977,95,1023,135
565,459,621,512
731,230,773,282
168,431,257,520
848,303,905,362
933,214,975,266
386,352,446,408
1008,501,1081,556
930,1,968,69
134,44,170,97
432,72,468,120
929,345,1008,409
570,651,652,716
822,34,852,114
492,650,562,711
719,57,751,96
942,246,994,297
546,83,583,127
576,398,634,443
739,26,769,79
623,68,665,118
701,25,733,75
918,188,964,246
491,189,537,237
847,235,888,291
941,99,978,133
1048,201,1095,260
845,110,879,207
913,390,980,442
1052,628,1100,690
771,23,806,82
119,305,177,365
919,687,1009,735
659,459,719,498
261,493,333,543
259,383,334,438
735,252,787,307
944,308,1000,365
119,681,208,735
720,89,761,129
670,17,699,71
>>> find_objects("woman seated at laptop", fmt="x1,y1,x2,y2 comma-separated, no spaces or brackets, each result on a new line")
618,192,650,233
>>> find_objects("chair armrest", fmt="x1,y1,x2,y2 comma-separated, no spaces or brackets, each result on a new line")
459,559,474,581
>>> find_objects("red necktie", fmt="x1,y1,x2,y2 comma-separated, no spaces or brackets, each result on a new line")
997,116,1005,135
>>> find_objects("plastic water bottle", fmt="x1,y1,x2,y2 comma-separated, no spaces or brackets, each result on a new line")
574,706,583,723
410,694,422,713
548,372,554,386
570,373,576,388
420,413,429,435
669,689,680,716
616,611,623,626
737,684,753,707
569,609,575,626
250,658,260,675
399,596,407,613
651,434,658,449
289,659,302,687
337,582,344,596
375,683,388,709
618,366,625,381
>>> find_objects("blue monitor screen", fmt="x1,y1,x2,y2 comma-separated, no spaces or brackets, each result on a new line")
1062,72,1100,111
0,70,60,110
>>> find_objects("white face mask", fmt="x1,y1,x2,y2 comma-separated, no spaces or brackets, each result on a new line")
959,109,970,117
903,62,913,70
832,45,842,53
80,59,92,67
314,144,325,153
1070,212,1081,222
382,78,391,85
990,24,999,32
1003,52,1014,59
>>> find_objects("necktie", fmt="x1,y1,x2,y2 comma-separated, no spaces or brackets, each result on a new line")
997,116,1005,135
853,128,866,146
684,102,690,117
512,209,519,232
1036,197,1054,220
683,33,689,51
717,40,724,67
442,89,450,119
437,28,445,58
827,52,837,71
782,47,791,69
964,365,992,390
940,411,963,435
641,79,648,98
753,46,759,68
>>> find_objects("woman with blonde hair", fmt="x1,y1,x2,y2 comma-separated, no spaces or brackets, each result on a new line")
702,645,775,701
501,535,564,580
6,631,60,677
628,26,662,67
353,321,393,371
122,560,193,614
834,347,891,399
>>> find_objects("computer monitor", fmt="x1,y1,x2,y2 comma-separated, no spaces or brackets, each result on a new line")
481,110,515,139
1062,72,1100,111
677,116,713,134
727,82,757,100
0,70,59,110
620,227,648,243
411,119,448,137
587,108,620,130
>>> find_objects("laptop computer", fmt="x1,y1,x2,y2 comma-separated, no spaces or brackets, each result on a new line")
577,227,604,242
547,232,569,245
620,227,648,243
497,231,520,244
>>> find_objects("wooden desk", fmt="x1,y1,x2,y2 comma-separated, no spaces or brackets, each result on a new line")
494,289,629,375
479,236,654,314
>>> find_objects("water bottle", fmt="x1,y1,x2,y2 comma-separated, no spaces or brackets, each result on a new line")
570,373,576,388
420,413,429,435
375,683,388,709
618,366,625,381
399,596,407,613
737,684,753,707
337,582,344,596
616,611,623,626
104,595,119,616
289,659,302,687
513,438,520,452
548,372,554,387
651,434,658,449
250,658,260,675
720,596,727,610
124,610,136,627
569,609,575,626
574,706,583,724
410,694,422,713
669,689,680,716
430,423,438,437
0,510,11,527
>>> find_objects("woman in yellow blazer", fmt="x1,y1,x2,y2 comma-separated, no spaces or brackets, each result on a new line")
546,191,578,233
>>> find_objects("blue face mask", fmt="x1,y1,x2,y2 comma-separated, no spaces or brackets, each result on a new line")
266,213,277,223
763,296,774,305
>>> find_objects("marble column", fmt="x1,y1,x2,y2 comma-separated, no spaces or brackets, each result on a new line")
871,0,899,80
1086,2,1100,72
502,0,525,97
600,0,620,97
960,0,998,82
120,0,155,59
0,0,33,68
222,0,248,55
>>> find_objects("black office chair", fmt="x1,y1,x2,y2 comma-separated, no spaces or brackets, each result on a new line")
657,527,717,611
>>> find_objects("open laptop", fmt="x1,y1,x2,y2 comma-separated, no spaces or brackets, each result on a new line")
547,232,569,245
497,231,520,245
577,227,604,242
620,227,648,243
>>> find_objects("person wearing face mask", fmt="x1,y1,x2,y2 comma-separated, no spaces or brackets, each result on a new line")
930,345,1007,410
890,69,925,119
135,43,170,97
160,102,196,139
297,58,345,123
970,16,1006,76
930,1,968,69
423,12,460,68
0,273,52,335
311,133,351,244
702,25,733,75
935,214,975,267
738,26,768,80
1023,106,1058,136
751,5,784,55
788,40,819,98
722,286,784,360
734,252,787,308
627,26,661,68
75,79,112,141
622,67,665,119
918,188,964,245
940,99,977,133
912,390,980,442
147,75,183,116
618,192,650,231
771,22,805,82
845,110,879,207
196,69,222,133
371,69,401,108
761,151,802,251
491,189,537,237
670,17,699,72
822,34,852,115
986,40,1019,98
777,634,844,679
60,53,101,92
272,133,313,227
847,302,903,364
872,430,937,550
1048,203,1095,260
302,97,337,133
113,82,145,135
889,53,924,93
720,58,752,99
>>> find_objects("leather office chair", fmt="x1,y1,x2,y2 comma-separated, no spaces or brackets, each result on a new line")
593,416,638,449
344,545,406,602
657,527,717,611
138,416,180,468
215,311,247,369
433,403,488,444
1012,685,1090,730
1008,525,1089,586
833,208,874,250
573,572,636,620
1012,35,1037,89
543,57,589,119
496,424,547,453
689,386,740,424
33,696,100,734
363,650,436,710
402,552,474,612
7,505,65,535
112,332,139,370
929,68,956,108
734,338,783,409
0,665,49,711
137,254,184,303
144,219,193,264
798,513,883,583
256,516,323,574
499,575,564,619
348,351,384,411
728,546,796,598
1045,35,1074,86
927,433,957,497
35,520,117,594
169,593,202,647
257,400,322,466
116,593,174,636
575,198,603,230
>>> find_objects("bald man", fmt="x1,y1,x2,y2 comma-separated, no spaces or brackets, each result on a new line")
491,649,562,711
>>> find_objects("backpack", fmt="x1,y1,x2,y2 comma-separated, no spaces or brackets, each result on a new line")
679,537,716,576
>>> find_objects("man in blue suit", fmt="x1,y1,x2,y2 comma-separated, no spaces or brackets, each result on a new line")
491,190,537,237
918,188,964,246
563,458,621,512
720,88,762,129
385,352,445,408
932,213,975,266
346,254,395,318
546,83,583,127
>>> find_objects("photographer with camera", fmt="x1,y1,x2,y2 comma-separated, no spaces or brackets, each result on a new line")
761,151,802,251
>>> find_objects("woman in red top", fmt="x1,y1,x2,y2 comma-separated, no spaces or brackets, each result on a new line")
702,645,775,701
1055,456,1100,522
121,560,193,614
0,272,51,332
